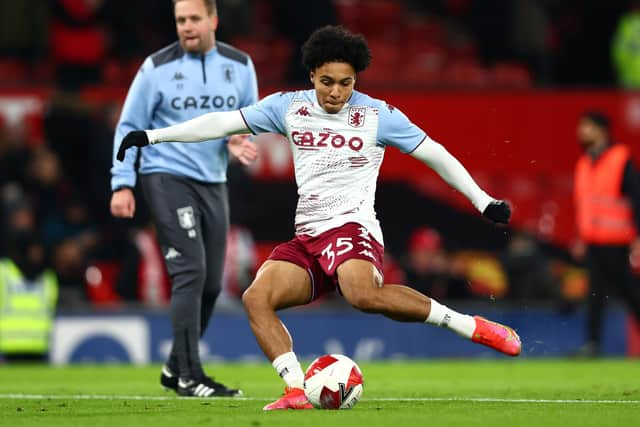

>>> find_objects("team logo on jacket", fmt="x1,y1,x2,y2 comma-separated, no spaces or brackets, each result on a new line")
177,206,195,229
348,106,366,128
222,64,234,83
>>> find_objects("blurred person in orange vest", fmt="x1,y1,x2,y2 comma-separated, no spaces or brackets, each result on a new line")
573,110,640,357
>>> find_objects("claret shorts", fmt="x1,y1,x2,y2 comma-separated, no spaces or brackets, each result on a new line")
267,222,384,301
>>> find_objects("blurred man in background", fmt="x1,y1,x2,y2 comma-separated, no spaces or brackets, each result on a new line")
0,229,58,362
573,110,640,356
110,0,258,397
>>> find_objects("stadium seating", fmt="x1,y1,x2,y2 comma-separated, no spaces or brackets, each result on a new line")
360,39,400,85
490,62,533,88
402,42,446,86
442,59,488,88
231,36,291,85
0,59,29,84
359,0,403,40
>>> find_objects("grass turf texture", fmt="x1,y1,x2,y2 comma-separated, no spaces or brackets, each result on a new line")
1,360,639,427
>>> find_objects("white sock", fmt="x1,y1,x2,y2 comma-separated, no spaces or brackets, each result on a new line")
425,298,476,339
272,351,305,389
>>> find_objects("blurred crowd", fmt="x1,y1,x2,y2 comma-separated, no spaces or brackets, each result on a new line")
0,0,639,88
1,0,639,312
0,94,596,310
0,95,594,310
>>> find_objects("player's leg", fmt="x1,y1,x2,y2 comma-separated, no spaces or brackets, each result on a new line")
200,182,229,335
337,258,430,320
338,259,520,356
242,259,314,410
242,259,312,359
140,174,213,395
337,258,474,332
309,222,519,356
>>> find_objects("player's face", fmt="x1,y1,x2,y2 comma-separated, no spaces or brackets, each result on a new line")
310,62,356,114
175,0,218,54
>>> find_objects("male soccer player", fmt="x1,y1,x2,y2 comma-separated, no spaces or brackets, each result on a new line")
111,0,257,397
117,25,521,409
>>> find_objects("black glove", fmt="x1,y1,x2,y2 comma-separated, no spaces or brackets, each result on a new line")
117,130,150,161
482,200,511,224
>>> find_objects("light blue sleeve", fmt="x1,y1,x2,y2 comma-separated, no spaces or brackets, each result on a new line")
377,103,427,153
239,91,294,135
110,57,160,190
238,57,259,108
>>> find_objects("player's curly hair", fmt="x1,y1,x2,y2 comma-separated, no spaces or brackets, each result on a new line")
301,26,372,73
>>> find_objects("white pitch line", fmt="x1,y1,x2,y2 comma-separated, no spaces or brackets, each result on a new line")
372,397,640,404
0,394,638,405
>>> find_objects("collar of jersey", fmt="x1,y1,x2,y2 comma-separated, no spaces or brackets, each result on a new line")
311,92,354,114
184,44,219,60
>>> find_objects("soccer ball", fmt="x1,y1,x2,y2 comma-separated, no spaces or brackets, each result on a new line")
303,354,364,409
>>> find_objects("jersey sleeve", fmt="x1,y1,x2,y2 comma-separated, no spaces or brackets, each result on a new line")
239,91,293,135
377,103,427,153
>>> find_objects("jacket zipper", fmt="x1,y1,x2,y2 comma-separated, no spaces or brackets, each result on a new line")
201,54,207,84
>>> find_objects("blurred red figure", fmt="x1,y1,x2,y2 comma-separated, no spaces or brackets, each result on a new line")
404,227,471,300
222,224,257,300
113,223,171,307
50,0,107,87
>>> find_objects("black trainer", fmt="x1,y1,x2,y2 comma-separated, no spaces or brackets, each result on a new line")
160,365,179,391
200,376,243,397
161,365,242,397
177,378,243,397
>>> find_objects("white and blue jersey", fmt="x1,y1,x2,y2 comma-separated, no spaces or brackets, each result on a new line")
240,90,427,244
111,41,258,190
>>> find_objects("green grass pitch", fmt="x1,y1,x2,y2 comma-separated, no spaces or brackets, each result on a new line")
1,360,639,427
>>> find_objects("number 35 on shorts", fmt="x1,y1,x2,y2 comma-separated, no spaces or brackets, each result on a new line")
321,236,377,272
321,237,354,270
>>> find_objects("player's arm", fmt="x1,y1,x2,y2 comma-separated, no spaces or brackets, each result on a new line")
226,56,261,166
378,102,510,224
410,139,511,224
116,110,250,161
117,91,292,161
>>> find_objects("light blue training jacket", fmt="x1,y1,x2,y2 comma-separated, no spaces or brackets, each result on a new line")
111,41,258,190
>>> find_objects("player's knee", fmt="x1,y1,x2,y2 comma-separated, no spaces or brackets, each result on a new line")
241,284,256,308
345,290,383,313
241,282,268,311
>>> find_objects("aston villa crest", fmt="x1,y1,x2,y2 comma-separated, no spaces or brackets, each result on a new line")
348,106,366,128
177,206,195,229
222,64,234,83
